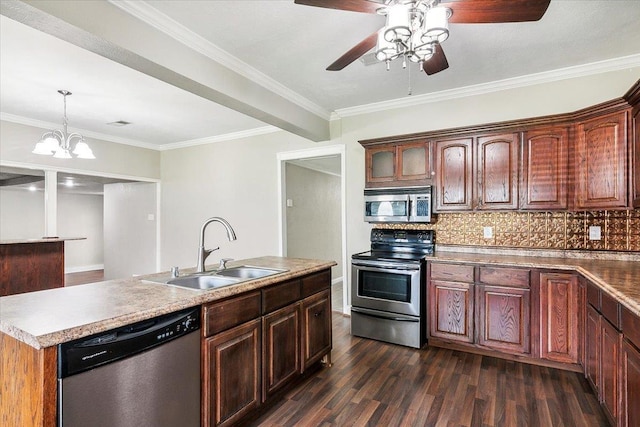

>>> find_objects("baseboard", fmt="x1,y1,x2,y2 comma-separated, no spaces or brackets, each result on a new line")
65,264,104,274
331,276,343,286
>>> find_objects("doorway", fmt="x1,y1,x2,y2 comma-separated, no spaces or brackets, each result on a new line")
277,146,347,314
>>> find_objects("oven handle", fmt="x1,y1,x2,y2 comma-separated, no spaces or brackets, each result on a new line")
351,307,420,322
351,260,420,271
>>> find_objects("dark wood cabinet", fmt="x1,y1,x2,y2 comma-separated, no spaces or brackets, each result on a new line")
476,133,519,210
204,318,261,427
301,289,332,370
434,138,473,211
364,141,433,187
601,317,621,425
621,339,640,427
202,269,332,425
0,241,65,296
476,284,530,355
429,280,474,343
539,272,579,364
575,110,629,209
521,126,569,210
586,304,601,393
263,303,301,400
632,104,640,207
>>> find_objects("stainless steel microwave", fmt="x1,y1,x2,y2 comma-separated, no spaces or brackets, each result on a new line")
364,186,432,223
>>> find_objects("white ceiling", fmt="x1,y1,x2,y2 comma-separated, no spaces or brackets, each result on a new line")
1,0,639,148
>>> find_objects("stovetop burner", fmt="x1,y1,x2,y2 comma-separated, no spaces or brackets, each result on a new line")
352,229,434,262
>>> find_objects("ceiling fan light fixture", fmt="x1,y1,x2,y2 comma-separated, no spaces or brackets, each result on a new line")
375,31,397,62
384,4,411,43
423,6,450,43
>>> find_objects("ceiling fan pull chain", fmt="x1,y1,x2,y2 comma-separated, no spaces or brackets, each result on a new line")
408,64,412,96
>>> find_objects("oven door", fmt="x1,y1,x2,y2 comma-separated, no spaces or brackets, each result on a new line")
351,260,421,317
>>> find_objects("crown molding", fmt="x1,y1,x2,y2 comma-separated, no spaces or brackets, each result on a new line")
157,126,281,151
109,0,332,121
334,54,640,118
0,113,158,150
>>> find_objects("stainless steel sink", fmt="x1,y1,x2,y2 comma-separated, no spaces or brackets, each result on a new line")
165,275,239,290
215,266,287,280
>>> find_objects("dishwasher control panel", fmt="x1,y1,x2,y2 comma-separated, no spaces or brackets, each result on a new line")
58,306,200,378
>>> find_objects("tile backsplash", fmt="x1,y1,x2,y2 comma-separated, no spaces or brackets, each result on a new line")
376,210,640,252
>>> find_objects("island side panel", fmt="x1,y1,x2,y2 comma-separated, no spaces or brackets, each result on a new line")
0,333,57,427
0,241,64,296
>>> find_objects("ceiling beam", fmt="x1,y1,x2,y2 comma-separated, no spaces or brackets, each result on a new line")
0,0,330,142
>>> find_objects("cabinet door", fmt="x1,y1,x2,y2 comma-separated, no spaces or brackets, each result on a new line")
301,290,332,370
575,111,629,209
585,304,601,393
601,318,621,425
521,127,569,210
434,138,473,211
476,133,519,210
263,303,300,400
366,145,396,184
428,280,474,343
477,285,530,355
204,318,261,427
539,273,579,364
621,340,640,427
397,141,433,182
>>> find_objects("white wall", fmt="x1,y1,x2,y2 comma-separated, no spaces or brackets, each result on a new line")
58,192,104,272
285,163,342,279
103,182,158,279
0,188,44,239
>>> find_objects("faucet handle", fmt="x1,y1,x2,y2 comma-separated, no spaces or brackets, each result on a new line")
170,266,180,278
218,258,233,270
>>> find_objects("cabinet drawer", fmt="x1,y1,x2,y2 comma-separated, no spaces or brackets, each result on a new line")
478,267,530,288
430,263,474,283
622,306,640,350
601,291,621,330
203,291,261,337
587,281,600,309
301,270,331,298
263,279,301,314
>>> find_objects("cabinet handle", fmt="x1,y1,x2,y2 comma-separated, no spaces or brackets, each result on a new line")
314,311,323,317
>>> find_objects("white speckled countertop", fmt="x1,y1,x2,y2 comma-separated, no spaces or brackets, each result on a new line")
0,256,335,349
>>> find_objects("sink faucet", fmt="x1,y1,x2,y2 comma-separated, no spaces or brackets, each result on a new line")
197,217,237,273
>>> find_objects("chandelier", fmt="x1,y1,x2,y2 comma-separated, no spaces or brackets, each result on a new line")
376,0,451,70
32,90,95,159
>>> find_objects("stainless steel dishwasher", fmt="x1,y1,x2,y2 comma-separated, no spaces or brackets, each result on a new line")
57,306,201,427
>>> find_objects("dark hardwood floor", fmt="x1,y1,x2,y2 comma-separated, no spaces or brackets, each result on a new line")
64,269,104,286
252,315,608,427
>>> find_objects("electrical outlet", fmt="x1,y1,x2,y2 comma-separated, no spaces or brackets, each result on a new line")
483,226,494,239
589,226,602,241
286,199,294,208
147,214,155,221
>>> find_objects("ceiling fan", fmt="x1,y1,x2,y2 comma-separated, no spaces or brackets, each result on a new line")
294,0,551,76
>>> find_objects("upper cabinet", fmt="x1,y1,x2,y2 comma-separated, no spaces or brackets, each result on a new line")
434,138,473,211
364,140,434,188
521,126,569,210
434,133,518,212
476,133,519,210
574,110,629,210
626,80,640,208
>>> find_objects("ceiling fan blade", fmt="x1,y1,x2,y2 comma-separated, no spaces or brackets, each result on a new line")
422,43,449,75
442,0,551,23
294,0,381,14
327,31,379,71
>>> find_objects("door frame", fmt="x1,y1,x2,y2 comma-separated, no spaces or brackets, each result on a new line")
276,145,348,314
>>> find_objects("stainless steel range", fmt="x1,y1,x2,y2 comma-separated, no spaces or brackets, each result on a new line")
351,229,434,348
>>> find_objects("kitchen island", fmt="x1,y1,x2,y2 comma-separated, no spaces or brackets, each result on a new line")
0,256,335,427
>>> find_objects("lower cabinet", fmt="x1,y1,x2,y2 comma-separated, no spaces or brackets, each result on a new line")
204,319,261,427
429,279,474,343
601,318,622,424
476,284,530,355
585,304,601,393
539,272,580,364
202,270,332,427
621,339,640,427
263,303,300,400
